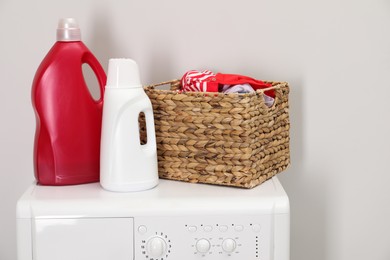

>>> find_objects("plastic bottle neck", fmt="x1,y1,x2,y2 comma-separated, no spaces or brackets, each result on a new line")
56,18,81,42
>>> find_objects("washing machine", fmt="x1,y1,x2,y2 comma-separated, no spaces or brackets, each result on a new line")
16,177,290,260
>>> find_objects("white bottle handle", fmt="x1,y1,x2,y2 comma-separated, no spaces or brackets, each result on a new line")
141,106,157,155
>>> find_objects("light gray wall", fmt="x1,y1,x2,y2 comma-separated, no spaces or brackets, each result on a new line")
1,0,390,259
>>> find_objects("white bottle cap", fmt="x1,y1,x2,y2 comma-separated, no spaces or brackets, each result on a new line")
56,18,81,42
106,58,142,89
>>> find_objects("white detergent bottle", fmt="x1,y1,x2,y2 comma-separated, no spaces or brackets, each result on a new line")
100,58,159,192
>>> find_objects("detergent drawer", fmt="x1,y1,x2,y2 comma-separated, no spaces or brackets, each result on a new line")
32,217,133,260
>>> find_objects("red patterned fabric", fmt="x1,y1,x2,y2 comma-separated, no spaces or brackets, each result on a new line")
181,70,273,97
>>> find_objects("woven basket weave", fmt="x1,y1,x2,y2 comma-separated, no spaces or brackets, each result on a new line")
140,79,290,188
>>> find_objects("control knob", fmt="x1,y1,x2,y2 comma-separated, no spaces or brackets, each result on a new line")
196,238,211,253
222,238,237,253
146,236,167,258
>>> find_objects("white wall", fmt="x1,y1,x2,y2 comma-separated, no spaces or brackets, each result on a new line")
1,0,390,259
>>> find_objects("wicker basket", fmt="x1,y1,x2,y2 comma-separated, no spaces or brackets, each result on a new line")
140,79,290,188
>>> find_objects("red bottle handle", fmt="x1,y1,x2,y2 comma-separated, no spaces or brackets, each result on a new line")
82,52,107,103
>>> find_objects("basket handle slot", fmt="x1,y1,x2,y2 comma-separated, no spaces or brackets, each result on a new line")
256,82,289,110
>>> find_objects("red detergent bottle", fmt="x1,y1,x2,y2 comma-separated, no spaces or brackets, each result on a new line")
32,18,106,185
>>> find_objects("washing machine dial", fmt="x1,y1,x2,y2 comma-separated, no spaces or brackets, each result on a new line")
222,238,237,253
146,236,167,258
196,238,211,253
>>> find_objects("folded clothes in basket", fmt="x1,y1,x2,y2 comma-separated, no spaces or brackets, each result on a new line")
181,70,274,94
221,83,254,93
220,84,274,107
181,70,275,106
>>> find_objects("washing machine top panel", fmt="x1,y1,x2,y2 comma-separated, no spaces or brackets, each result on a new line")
17,177,289,219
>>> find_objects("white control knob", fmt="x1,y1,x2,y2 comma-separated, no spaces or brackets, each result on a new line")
222,238,236,253
146,236,167,258
196,238,211,253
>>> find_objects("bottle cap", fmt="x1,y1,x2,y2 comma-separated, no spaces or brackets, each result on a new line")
106,59,142,89
56,18,81,42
